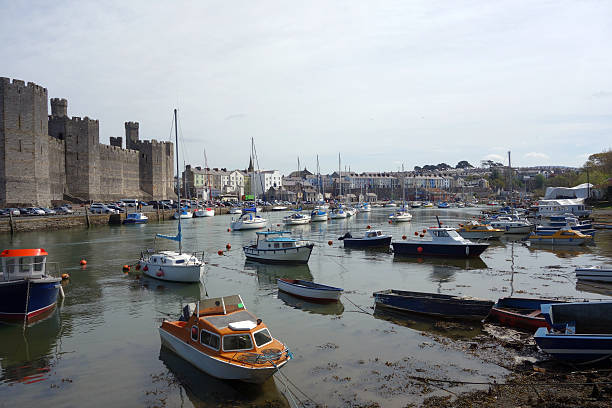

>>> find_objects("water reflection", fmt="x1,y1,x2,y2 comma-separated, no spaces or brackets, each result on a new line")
393,255,488,270
277,291,344,316
157,346,287,407
373,306,483,340
576,281,612,297
0,309,61,385
527,244,592,258
245,262,313,288
130,275,206,302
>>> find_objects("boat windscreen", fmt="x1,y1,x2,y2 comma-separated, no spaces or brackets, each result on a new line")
205,310,257,329
199,295,244,315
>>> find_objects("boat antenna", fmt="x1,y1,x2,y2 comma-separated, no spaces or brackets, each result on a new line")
174,109,182,254
435,215,442,228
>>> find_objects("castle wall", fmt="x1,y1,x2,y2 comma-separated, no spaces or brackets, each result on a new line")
135,140,175,200
98,144,140,201
48,136,66,201
0,78,51,206
62,117,100,201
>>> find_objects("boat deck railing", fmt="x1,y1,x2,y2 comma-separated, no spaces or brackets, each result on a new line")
233,347,291,366
0,261,62,281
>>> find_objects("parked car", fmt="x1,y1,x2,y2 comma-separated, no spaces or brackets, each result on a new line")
6,208,20,216
89,204,118,214
40,207,56,215
26,207,46,216
54,206,74,214
106,204,124,213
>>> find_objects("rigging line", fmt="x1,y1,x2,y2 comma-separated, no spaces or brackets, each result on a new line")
341,294,373,315
274,367,319,406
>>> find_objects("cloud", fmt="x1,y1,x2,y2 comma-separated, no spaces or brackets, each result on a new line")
483,154,505,163
524,152,550,160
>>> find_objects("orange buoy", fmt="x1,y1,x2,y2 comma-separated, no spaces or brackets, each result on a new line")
402,235,407,240
366,225,371,229
123,265,130,272
417,246,423,253
327,240,333,246
218,250,224,256
61,273,70,280
226,243,231,250
80,259,87,266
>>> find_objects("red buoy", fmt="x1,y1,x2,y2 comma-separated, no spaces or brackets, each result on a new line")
135,263,141,270
328,240,333,246
218,250,224,256
417,246,423,253
123,265,130,272
61,273,70,280
366,225,371,229
80,259,87,266
156,270,163,277
226,243,231,250
402,235,407,240
422,229,426,233
143,265,148,272
414,231,419,236
227,228,231,232
419,234,424,238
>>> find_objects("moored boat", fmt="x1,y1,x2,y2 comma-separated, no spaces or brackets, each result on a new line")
388,207,412,223
173,208,193,219
437,201,450,208
392,227,489,258
329,207,347,219
0,248,62,321
159,295,291,383
575,266,612,283
229,207,243,215
310,208,328,222
123,212,149,224
487,213,534,234
230,208,268,231
277,279,343,303
194,207,215,217
456,221,504,240
528,228,592,246
243,231,314,264
488,297,565,331
373,289,493,321
534,302,612,362
339,229,392,249
282,210,311,225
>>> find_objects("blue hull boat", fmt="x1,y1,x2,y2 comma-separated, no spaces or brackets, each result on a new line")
373,289,494,321
340,230,392,249
534,302,612,362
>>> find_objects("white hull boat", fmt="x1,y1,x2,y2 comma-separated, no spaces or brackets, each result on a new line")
140,251,204,283
310,209,328,222
230,210,267,231
389,209,412,223
277,279,343,302
329,209,347,219
244,231,314,264
575,267,612,283
283,213,311,225
194,208,215,217
229,208,242,215
271,206,288,211
174,211,193,219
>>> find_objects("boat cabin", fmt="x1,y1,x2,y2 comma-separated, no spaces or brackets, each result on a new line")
255,231,305,250
143,250,200,266
365,230,384,239
0,249,48,281
419,227,470,243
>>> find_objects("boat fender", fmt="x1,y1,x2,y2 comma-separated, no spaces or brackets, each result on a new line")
61,273,70,280
80,259,87,266
226,243,231,250
402,235,407,240
256,318,262,326
157,269,164,277
328,240,333,246
123,265,130,272
143,265,148,271
417,247,423,253
465,246,469,256
227,228,231,232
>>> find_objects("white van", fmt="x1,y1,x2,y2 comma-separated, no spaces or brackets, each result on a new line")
120,199,139,207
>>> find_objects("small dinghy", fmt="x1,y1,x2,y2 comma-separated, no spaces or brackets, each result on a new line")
488,297,565,331
339,230,391,249
575,266,612,283
277,279,343,303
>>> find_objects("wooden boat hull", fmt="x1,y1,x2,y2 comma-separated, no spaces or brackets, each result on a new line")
277,279,342,302
0,278,61,321
141,261,204,283
391,241,488,258
244,244,314,264
159,328,285,383
343,236,391,249
488,297,564,331
373,289,493,321
575,267,612,283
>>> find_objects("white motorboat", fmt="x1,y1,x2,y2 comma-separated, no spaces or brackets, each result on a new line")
410,201,422,208
389,207,412,223
159,295,291,384
173,208,193,219
229,207,243,215
123,212,148,224
139,109,204,283
244,231,314,264
575,266,612,283
230,209,268,231
422,202,434,208
277,279,343,302
271,206,288,211
310,208,328,222
344,207,357,217
329,207,347,219
194,207,215,217
359,203,372,212
385,202,397,208
283,211,311,225
488,214,534,234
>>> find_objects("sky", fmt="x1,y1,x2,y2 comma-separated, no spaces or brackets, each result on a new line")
2,0,611,174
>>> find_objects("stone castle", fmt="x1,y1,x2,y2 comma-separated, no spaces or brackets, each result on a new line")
0,78,175,206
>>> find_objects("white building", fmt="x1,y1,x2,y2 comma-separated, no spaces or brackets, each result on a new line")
252,170,282,196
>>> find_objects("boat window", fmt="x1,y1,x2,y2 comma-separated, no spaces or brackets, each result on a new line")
282,243,292,248
191,326,198,341
274,243,280,248
200,329,220,350
19,257,30,273
367,232,376,237
5,258,16,275
223,334,253,351
377,231,382,236
175,260,185,264
253,328,272,347
33,256,44,272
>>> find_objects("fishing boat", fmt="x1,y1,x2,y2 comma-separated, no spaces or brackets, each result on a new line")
194,207,215,217
534,302,612,362
0,248,63,321
392,226,489,258
277,279,343,302
329,207,347,219
138,109,205,283
243,231,314,264
437,201,450,209
528,228,592,246
282,210,311,225
339,230,391,249
456,221,504,240
575,266,612,283
173,207,193,219
388,207,412,223
487,214,534,234
123,212,148,224
488,297,565,331
373,290,494,321
159,295,291,383
410,201,422,208
310,207,328,222
422,201,434,208
230,208,268,231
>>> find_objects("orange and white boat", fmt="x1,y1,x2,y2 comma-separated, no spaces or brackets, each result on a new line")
159,294,291,384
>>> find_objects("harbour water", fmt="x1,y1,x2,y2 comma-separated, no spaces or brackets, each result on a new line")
1,208,611,407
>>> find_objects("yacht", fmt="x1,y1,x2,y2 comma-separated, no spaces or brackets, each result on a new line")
329,207,347,219
388,207,412,223
194,207,215,217
230,208,268,231
244,231,314,264
283,210,311,225
310,207,328,222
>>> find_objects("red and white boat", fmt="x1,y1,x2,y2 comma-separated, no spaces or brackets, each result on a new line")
277,279,343,303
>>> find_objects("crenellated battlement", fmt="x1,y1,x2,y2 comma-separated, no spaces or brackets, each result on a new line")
0,78,48,95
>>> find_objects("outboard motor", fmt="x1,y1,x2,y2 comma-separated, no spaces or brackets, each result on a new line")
179,302,196,321
338,232,352,240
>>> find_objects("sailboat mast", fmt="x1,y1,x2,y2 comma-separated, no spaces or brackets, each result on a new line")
174,109,182,254
338,153,341,198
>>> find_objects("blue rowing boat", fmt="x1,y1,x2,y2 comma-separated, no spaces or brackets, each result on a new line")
534,301,612,362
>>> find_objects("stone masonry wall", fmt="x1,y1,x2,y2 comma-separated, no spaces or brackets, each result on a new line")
98,144,140,201
48,135,66,202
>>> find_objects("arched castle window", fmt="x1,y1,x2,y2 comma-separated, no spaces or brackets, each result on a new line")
18,115,21,129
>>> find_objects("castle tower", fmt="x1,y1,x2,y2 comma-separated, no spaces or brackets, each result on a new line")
0,78,51,206
125,122,139,150
50,98,67,118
